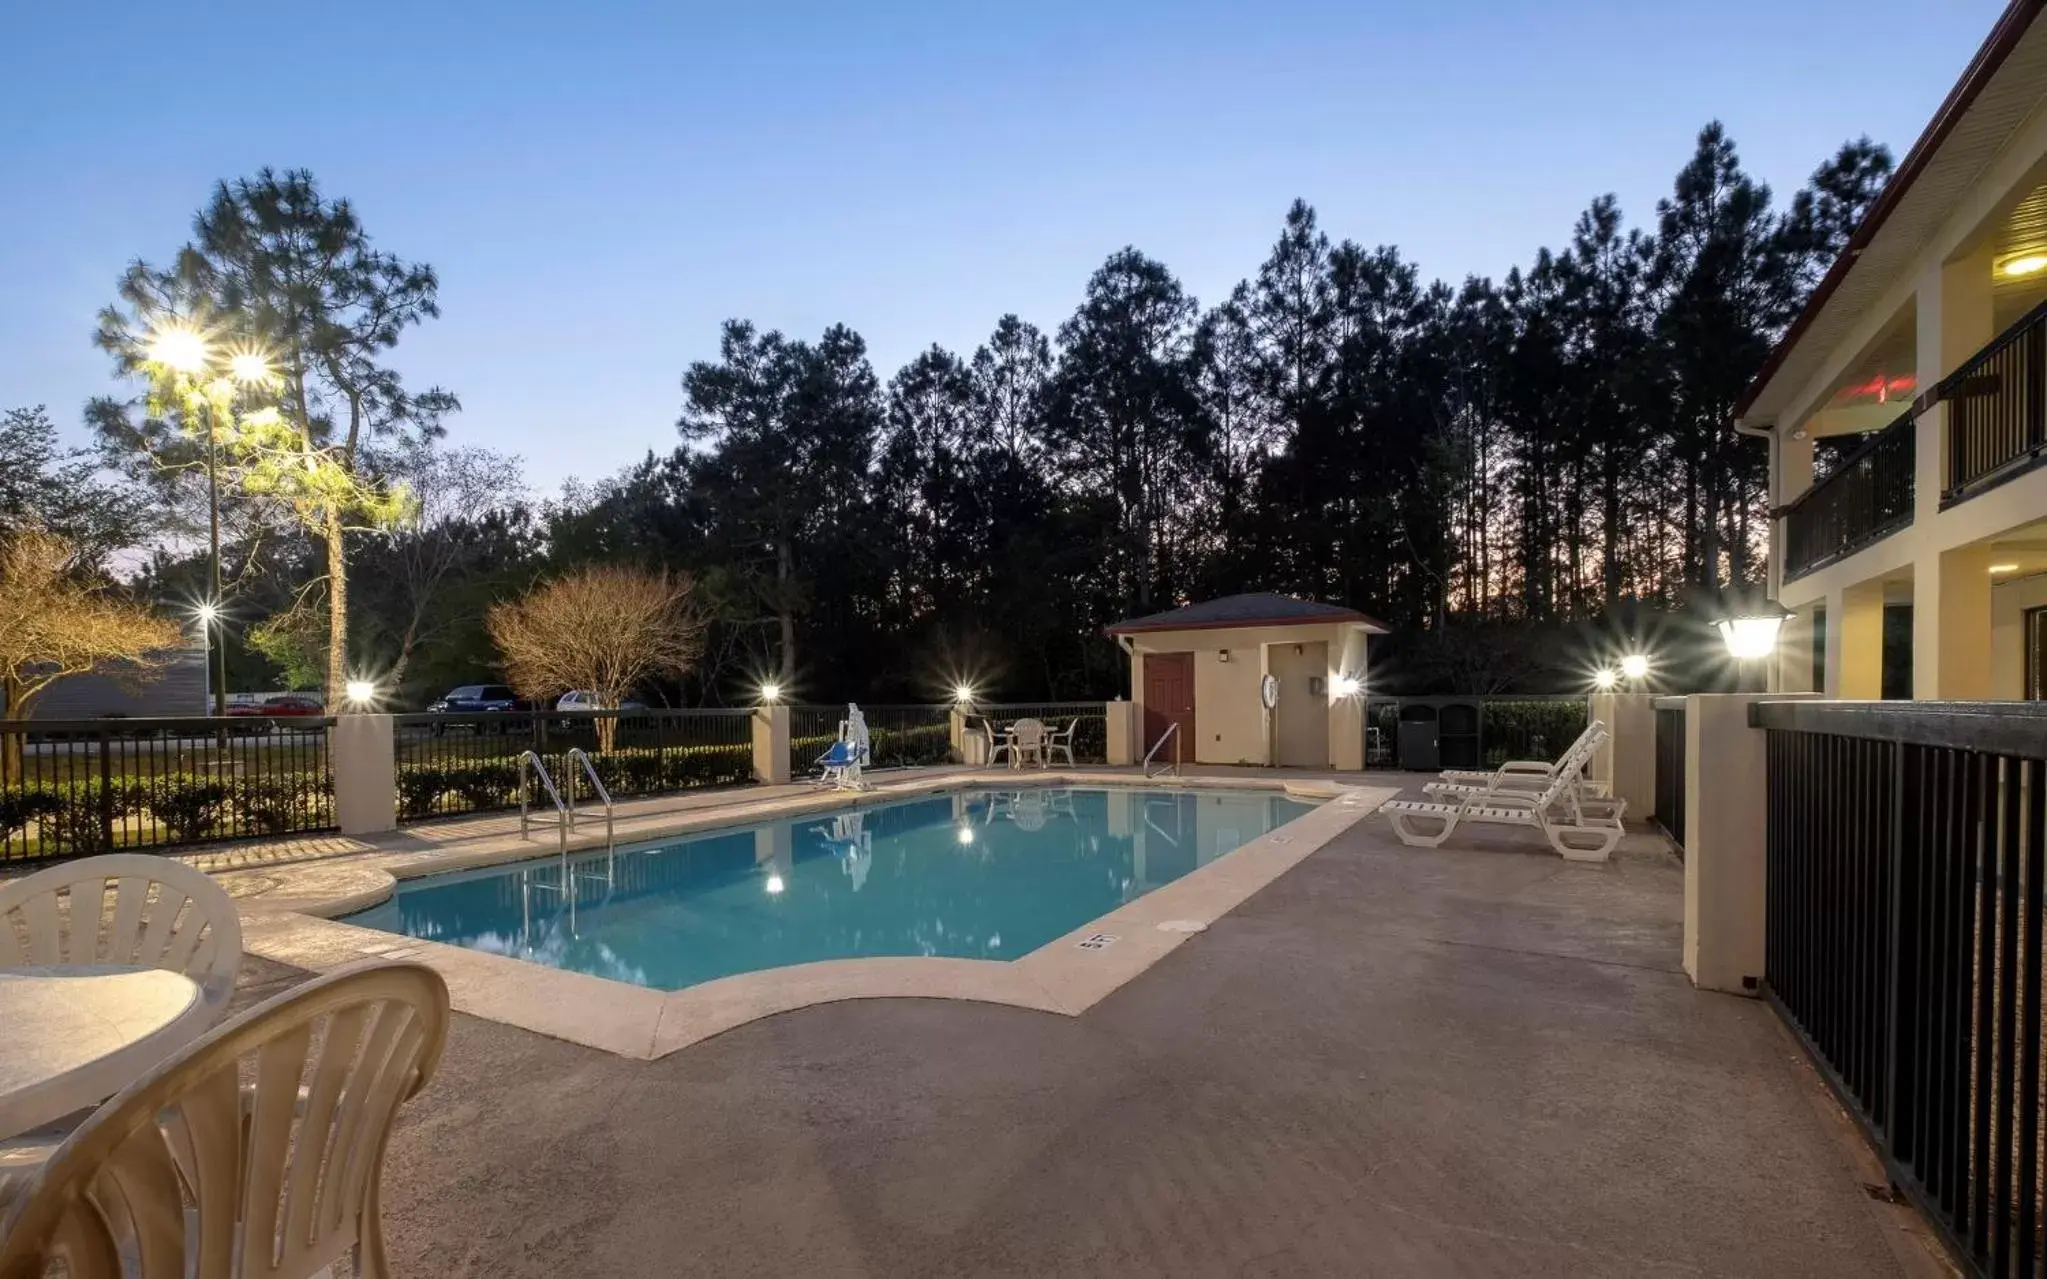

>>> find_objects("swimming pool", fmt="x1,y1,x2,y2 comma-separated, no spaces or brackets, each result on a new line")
342,786,1318,991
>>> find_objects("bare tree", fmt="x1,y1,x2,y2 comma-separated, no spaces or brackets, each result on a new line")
487,567,707,749
0,527,182,780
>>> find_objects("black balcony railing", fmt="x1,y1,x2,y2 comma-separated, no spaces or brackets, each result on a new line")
1939,300,2047,505
1782,408,1916,581
1754,700,2047,1279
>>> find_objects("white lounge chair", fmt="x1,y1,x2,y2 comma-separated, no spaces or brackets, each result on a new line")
0,960,448,1279
1423,722,1608,808
1431,720,1603,794
1384,762,1627,864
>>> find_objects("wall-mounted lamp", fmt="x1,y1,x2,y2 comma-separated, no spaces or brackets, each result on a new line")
1217,649,1231,664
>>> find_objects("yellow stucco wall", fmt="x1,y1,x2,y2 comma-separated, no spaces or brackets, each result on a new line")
1992,572,2047,700
1124,622,1372,768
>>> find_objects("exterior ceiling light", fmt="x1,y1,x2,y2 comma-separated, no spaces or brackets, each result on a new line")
2002,253,2047,278
1990,563,2020,574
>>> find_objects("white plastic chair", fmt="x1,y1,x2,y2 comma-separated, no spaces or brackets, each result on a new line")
1383,742,1627,865
0,960,449,1279
1430,721,1604,797
1009,719,1047,769
1044,720,1078,768
979,719,1015,769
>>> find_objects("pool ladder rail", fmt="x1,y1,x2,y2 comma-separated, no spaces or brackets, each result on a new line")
517,749,617,855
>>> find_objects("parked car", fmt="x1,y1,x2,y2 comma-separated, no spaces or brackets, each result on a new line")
225,694,324,734
554,690,648,712
427,684,527,735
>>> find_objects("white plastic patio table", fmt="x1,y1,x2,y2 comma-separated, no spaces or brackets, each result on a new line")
0,964,204,1140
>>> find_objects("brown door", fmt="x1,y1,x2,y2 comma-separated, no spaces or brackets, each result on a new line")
1142,652,1196,761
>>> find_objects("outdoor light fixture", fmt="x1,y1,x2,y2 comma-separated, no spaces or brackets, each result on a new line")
228,351,272,384
951,682,975,704
148,327,208,374
344,679,377,706
1593,669,1618,691
758,681,782,704
2004,253,2047,278
1715,610,1792,661
1330,674,1362,699
1217,649,1231,664
193,602,219,625
1990,563,2020,574
764,873,786,895
1619,653,1651,682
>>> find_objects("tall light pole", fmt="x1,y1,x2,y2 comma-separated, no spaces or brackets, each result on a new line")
148,330,271,718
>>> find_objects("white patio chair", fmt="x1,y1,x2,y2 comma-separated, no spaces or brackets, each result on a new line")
1383,759,1627,864
1044,719,1078,768
0,960,449,1279
1009,718,1048,769
979,718,1015,769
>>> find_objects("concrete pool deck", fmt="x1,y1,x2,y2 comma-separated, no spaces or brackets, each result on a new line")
221,808,1946,1277
206,768,1398,1056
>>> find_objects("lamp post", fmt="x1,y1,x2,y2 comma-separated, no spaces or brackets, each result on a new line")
1715,605,1793,692
146,329,271,719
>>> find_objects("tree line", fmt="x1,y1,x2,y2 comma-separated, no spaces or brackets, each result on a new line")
4,121,1895,711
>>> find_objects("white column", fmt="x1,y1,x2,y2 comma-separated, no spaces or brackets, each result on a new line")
752,705,790,784
1683,693,1814,995
1914,544,1995,699
1105,699,1136,766
1825,582,1885,699
1771,429,1815,605
1915,245,1994,522
332,714,396,836
1588,692,1655,816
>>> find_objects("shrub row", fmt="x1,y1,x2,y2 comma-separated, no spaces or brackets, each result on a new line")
788,721,954,774
396,742,756,820
0,772,336,856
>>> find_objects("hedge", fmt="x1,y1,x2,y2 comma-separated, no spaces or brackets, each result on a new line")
0,771,337,858
789,722,954,776
395,741,756,820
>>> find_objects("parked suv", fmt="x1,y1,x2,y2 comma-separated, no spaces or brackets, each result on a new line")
427,684,525,735
555,690,648,711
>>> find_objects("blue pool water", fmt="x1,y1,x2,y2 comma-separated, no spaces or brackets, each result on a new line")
342,787,1316,991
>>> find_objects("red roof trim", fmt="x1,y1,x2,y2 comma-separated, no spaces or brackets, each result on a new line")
1735,0,2047,422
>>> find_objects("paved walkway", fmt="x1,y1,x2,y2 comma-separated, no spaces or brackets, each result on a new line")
231,811,1943,1277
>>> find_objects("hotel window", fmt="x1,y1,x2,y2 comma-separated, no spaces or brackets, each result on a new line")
2029,606,2046,701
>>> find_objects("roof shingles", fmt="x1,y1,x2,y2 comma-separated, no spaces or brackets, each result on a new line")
1106,593,1388,635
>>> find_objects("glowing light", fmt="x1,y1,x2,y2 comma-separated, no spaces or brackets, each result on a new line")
193,602,219,625
2004,254,2047,278
1329,674,1363,699
1990,563,2020,574
1716,614,1788,661
1593,669,1618,691
956,826,975,846
1619,653,1650,681
758,681,782,704
228,351,272,384
148,328,208,374
344,679,377,706
764,873,786,895
952,682,975,704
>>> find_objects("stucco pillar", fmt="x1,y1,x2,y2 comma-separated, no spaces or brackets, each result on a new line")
332,714,396,836
1825,582,1884,699
1684,694,1815,995
948,707,967,756
1588,692,1654,816
1105,699,1136,766
1771,430,1814,602
1914,544,1995,700
1775,605,1818,694
753,705,790,784
1915,245,1995,522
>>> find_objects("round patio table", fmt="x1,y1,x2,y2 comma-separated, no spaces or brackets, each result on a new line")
0,965,205,1141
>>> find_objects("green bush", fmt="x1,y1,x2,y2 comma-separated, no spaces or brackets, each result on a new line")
140,777,230,842
451,759,520,812
35,782,138,856
1480,700,1590,768
0,789,62,843
233,774,332,835
396,765,451,819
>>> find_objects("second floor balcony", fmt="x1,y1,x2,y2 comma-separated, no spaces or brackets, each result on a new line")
1782,408,1916,581
1937,296,2047,506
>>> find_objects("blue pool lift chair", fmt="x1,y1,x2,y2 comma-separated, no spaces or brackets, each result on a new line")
815,703,872,790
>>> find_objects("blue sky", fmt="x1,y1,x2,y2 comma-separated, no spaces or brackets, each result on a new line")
0,0,2003,491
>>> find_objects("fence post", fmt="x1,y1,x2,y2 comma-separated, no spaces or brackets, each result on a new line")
1105,699,1135,766
948,707,966,758
1683,693,1814,995
1589,691,1655,815
753,705,790,784
333,714,397,836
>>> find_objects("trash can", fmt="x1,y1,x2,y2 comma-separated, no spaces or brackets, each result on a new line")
1397,704,1440,772
962,727,990,767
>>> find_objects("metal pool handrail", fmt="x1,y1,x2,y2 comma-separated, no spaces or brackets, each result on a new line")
518,751,569,856
566,747,615,851
1143,722,1181,778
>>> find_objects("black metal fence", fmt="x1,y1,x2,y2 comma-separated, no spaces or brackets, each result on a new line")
1653,698,1686,853
1,717,336,862
392,709,755,821
1756,700,2047,1279
1363,696,1589,771
1783,407,1916,581
788,704,956,778
1940,300,2047,506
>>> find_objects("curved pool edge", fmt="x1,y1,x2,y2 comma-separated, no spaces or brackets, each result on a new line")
227,773,1394,1060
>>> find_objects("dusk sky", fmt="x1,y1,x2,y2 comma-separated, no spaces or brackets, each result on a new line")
0,0,2003,494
